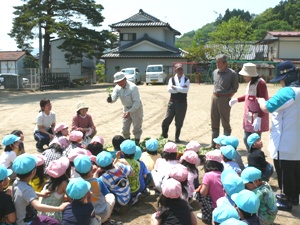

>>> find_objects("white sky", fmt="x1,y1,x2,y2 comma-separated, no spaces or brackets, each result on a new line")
0,0,282,52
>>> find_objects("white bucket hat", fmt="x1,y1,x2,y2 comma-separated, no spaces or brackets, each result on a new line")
239,63,258,77
113,72,126,83
77,101,88,111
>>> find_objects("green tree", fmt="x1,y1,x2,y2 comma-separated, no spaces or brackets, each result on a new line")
95,63,105,82
209,16,255,60
9,0,109,73
185,44,216,63
23,54,39,68
192,22,216,46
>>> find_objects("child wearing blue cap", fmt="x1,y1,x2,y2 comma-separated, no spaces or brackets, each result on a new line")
212,204,239,224
0,134,21,178
140,138,161,172
96,151,133,210
247,133,274,182
231,189,261,225
221,136,245,170
213,135,226,150
74,155,116,224
217,169,244,207
120,140,143,205
0,165,16,225
221,145,241,175
241,167,277,225
134,146,152,196
12,154,69,225
63,177,96,225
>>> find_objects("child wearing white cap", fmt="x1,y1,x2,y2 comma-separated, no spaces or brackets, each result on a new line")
0,165,16,224
241,167,277,225
150,178,197,225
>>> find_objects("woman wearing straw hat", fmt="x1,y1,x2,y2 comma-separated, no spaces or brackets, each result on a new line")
229,63,269,151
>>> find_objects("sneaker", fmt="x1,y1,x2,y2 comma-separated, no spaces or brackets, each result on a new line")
130,192,142,206
103,219,123,225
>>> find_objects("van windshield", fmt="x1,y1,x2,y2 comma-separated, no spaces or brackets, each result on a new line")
147,66,162,72
121,69,134,74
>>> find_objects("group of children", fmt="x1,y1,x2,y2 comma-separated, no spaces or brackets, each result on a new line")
1,111,278,225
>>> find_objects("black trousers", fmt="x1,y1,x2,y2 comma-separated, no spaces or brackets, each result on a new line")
161,101,187,138
273,158,300,197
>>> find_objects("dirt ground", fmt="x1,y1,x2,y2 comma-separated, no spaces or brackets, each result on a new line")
0,82,299,224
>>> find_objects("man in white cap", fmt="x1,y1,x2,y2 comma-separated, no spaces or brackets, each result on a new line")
161,63,190,143
107,72,143,145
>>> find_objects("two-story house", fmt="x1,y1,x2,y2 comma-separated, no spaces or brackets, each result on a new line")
102,9,188,82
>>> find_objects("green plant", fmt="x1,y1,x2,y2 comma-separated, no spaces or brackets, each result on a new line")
106,86,113,97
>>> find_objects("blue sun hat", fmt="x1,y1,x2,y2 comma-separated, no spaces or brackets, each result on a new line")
247,133,260,150
221,136,239,149
220,145,236,160
120,140,136,155
74,155,92,174
145,138,158,152
2,134,20,146
0,165,12,181
231,190,260,214
213,205,239,223
241,167,262,184
270,61,296,83
220,218,247,225
66,177,91,200
96,151,113,168
222,172,244,197
213,135,226,145
12,153,38,174
134,146,142,160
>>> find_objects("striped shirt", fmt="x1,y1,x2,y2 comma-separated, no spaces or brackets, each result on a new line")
101,163,132,205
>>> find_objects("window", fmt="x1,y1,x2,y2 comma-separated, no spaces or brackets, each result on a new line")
120,33,136,41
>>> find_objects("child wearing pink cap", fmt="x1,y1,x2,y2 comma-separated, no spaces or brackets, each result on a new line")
152,142,179,193
40,157,70,222
167,164,189,201
86,135,104,156
29,154,47,192
151,178,197,225
63,130,85,157
195,150,225,224
180,151,200,200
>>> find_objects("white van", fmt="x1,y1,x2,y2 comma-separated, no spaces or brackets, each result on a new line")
145,64,167,85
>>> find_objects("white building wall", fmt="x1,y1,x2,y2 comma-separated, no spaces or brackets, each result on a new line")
50,39,82,80
278,40,300,59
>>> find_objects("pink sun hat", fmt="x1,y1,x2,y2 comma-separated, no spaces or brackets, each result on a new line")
185,140,201,152
90,135,104,145
180,151,200,165
205,150,222,163
68,148,92,162
163,142,178,153
33,154,46,167
46,157,70,178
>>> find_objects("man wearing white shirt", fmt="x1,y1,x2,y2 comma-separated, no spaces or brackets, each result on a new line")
161,63,190,143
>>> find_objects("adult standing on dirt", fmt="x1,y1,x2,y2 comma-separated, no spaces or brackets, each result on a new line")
258,61,300,211
229,63,269,151
161,63,190,143
209,54,239,148
107,72,143,145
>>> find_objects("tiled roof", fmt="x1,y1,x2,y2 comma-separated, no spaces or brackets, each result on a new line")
119,34,179,53
102,47,185,58
110,9,181,35
0,51,26,61
269,31,300,37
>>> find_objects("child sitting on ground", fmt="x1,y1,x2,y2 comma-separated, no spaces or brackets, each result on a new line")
220,145,241,175
180,151,200,199
86,136,104,156
96,151,133,210
63,130,85,157
53,123,69,138
241,167,277,225
140,138,161,172
0,165,16,225
120,140,142,206
212,204,239,224
109,135,125,159
195,150,225,224
231,189,261,224
29,154,47,192
11,130,26,155
40,156,70,222
151,178,197,225
62,177,97,225
152,142,179,193
12,153,69,225
213,135,226,150
221,136,245,170
247,133,274,181
0,134,20,173
134,146,152,196
167,164,189,201
74,154,116,224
